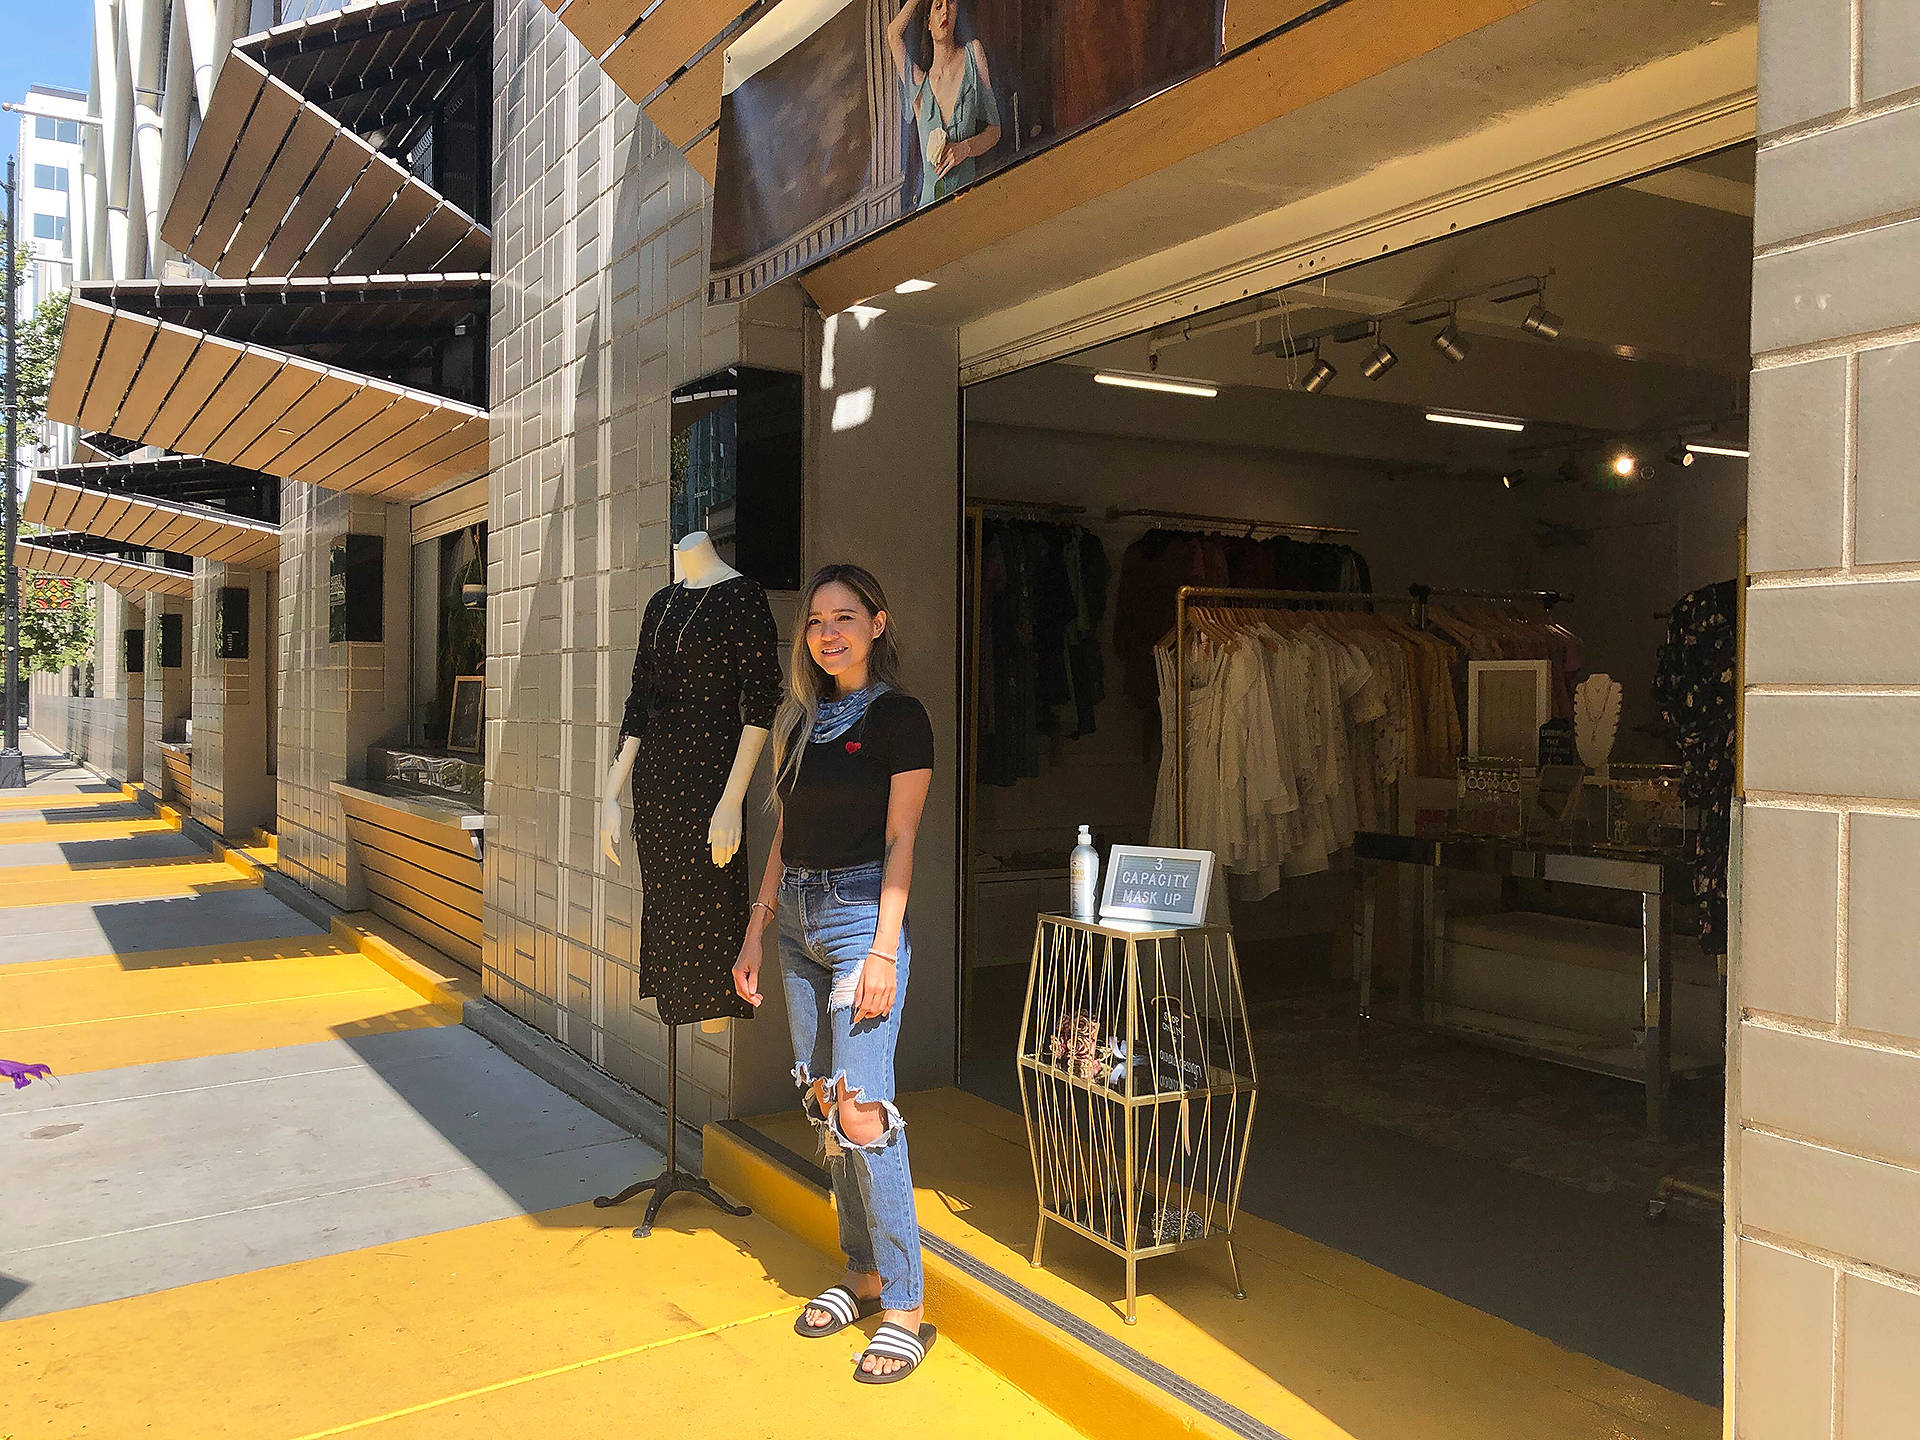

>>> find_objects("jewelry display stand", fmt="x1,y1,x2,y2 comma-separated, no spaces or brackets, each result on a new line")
1018,914,1257,1323
594,1024,750,1237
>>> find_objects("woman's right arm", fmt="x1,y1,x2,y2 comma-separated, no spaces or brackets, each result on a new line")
734,814,784,1007
886,0,923,86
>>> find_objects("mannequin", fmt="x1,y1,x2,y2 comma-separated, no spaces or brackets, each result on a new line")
594,531,782,1237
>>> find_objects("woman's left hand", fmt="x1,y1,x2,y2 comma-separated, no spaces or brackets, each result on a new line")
853,953,897,1021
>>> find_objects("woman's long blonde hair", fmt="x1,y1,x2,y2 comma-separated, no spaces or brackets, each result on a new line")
770,564,904,801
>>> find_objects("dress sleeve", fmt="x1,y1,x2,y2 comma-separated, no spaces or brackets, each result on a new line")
734,582,784,731
881,696,935,775
619,590,664,740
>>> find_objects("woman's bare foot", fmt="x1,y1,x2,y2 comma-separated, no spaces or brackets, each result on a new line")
859,1305,926,1378
805,1270,881,1330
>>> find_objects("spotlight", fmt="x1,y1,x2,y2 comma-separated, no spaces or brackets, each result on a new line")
1556,457,1581,485
1301,355,1337,394
1666,443,1695,468
1610,450,1639,480
1522,302,1563,341
1500,471,1526,491
1361,333,1398,380
1432,317,1470,363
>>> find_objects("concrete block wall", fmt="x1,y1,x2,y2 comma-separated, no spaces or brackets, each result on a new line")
190,560,274,839
486,0,757,1128
25,581,123,773
276,481,410,908
142,591,190,793
1735,5,1920,1434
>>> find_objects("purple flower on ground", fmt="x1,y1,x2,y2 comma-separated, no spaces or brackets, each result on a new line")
1,1059,53,1090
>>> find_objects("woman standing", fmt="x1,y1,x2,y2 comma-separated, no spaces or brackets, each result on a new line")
887,0,1002,208
733,564,936,1384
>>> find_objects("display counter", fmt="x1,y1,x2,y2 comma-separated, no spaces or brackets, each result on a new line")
332,781,483,971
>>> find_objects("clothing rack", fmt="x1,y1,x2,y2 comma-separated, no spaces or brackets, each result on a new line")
970,497,1088,520
1171,582,1577,847
1109,506,1357,538
1172,586,1423,847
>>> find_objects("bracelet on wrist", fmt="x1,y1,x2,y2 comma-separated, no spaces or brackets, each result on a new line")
750,900,777,920
867,948,897,964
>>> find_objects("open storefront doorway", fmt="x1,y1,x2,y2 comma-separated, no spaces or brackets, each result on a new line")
958,145,1754,1405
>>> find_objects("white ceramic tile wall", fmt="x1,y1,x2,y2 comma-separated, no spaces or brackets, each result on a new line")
1737,6,1920,1431
485,0,748,1128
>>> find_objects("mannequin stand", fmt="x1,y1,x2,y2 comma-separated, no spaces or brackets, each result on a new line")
593,1022,751,1237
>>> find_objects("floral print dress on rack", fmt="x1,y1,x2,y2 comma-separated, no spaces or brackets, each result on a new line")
1653,580,1738,957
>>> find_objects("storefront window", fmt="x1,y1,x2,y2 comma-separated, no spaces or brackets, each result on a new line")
411,524,486,754
669,367,803,591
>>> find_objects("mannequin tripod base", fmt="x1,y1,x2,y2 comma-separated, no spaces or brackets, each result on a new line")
593,1168,751,1239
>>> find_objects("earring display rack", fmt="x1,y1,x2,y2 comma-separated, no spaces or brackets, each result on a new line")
1017,912,1257,1325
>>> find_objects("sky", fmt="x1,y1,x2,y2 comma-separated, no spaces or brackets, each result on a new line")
0,2,96,180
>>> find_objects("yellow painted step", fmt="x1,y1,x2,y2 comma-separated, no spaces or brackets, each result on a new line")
723,1090,1721,1440
0,1200,1085,1439
0,816,179,842
0,787,132,811
0,945,448,1075
0,858,257,907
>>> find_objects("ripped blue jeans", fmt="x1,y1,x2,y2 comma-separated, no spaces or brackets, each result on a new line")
777,861,923,1311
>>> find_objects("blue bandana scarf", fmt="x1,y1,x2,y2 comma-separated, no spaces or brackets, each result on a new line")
811,683,891,744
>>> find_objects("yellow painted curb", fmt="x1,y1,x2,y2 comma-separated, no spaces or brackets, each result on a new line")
704,1124,1244,1440
329,915,479,1021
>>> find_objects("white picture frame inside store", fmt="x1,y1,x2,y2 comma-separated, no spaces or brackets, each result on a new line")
1099,845,1216,927
1467,659,1552,763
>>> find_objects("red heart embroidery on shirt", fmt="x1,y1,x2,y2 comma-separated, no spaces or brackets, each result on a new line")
845,741,863,754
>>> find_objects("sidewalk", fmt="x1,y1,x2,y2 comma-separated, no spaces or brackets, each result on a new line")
0,738,1081,1437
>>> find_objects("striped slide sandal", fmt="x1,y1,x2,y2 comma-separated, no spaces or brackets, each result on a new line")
853,1321,937,1384
795,1285,882,1338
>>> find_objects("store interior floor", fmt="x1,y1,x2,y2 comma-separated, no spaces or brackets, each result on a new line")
960,951,1725,1405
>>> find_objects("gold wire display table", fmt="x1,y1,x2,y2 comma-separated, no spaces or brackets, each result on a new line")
1017,913,1257,1324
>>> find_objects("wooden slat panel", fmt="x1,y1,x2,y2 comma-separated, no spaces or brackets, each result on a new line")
160,57,271,255
601,0,749,106
211,353,332,458
683,128,719,186
29,482,280,567
268,382,394,477
340,181,437,276
231,375,350,473
219,89,338,276
78,312,162,435
298,392,439,484
258,134,372,276
367,425,489,498
46,300,114,429
642,40,725,149
343,811,481,889
355,844,483,916
338,791,476,851
175,350,287,458
360,866,483,946
1223,0,1326,52
365,890,481,968
292,155,408,279
551,0,641,57
196,78,304,268
319,407,468,492
387,204,470,272
145,338,245,449
113,324,204,436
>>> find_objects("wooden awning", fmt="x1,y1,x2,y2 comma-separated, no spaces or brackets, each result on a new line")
27,477,281,569
15,540,196,597
540,0,773,181
47,294,490,501
36,454,280,523
160,50,490,280
240,0,491,136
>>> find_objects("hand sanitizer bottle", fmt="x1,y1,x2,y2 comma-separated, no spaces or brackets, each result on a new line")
1070,825,1099,921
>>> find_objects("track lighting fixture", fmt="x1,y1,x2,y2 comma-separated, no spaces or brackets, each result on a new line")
1500,471,1526,491
1686,442,1751,460
1667,442,1695,468
1522,301,1563,341
1301,352,1337,394
1432,312,1470,363
1610,451,1639,480
1556,457,1581,485
1361,329,1398,380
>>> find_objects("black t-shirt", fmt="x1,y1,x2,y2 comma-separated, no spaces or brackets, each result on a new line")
780,692,935,870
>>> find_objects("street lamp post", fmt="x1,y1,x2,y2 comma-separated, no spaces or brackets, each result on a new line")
0,157,22,787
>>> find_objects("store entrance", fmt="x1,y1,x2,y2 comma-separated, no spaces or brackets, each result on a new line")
958,146,1752,1405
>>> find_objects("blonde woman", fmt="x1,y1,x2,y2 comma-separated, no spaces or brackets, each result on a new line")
733,564,936,1383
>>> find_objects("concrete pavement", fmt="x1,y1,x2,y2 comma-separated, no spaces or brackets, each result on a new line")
2,737,1083,1437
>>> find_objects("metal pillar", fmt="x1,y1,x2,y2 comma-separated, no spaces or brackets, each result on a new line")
0,158,24,788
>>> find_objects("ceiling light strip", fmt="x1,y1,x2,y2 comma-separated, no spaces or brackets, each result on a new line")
1094,371,1218,399
1425,410,1526,433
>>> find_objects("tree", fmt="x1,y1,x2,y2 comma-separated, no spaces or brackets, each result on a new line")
16,288,68,458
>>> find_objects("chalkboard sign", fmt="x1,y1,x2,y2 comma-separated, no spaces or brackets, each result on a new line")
124,629,144,675
159,613,183,669
215,586,250,660
329,533,384,643
1099,845,1216,927
1537,717,1577,767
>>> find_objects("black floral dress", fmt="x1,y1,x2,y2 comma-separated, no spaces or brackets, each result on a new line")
620,576,783,1024
1653,580,1737,956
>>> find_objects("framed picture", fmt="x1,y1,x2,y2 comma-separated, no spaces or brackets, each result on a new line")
446,674,484,755
1098,844,1215,927
1467,659,1551,763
